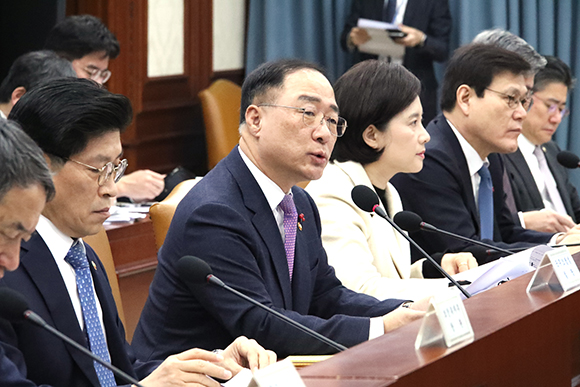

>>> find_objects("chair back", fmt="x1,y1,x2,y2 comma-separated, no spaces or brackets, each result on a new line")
198,79,242,169
83,227,126,326
149,178,200,250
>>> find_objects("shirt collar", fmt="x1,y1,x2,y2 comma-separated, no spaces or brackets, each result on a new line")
518,133,536,156
36,215,83,262
238,147,289,211
447,118,489,176
0,110,6,119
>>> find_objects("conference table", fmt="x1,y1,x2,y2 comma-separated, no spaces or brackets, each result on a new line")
299,253,580,386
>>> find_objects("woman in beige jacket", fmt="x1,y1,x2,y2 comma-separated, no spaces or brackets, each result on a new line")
307,60,477,301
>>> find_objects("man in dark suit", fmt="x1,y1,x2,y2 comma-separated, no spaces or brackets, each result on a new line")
0,119,54,385
391,44,580,264
341,0,451,124
133,59,426,360
0,78,274,387
503,56,580,233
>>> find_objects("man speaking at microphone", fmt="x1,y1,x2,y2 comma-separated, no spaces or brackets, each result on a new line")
133,59,426,360
0,78,275,387
391,43,580,263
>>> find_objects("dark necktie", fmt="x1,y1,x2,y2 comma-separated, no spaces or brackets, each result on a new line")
383,0,397,23
65,241,116,387
478,165,494,240
279,194,297,280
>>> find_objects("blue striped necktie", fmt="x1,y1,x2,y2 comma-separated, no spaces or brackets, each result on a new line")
478,165,494,240
65,241,116,387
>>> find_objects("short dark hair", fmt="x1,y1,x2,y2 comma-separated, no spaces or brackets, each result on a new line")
440,43,532,112
8,78,132,164
533,55,575,92
0,119,54,201
44,15,120,61
0,50,76,103
332,60,421,164
240,59,325,124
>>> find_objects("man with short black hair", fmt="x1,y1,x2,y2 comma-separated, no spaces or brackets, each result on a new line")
0,50,75,119
45,15,166,202
0,78,275,387
392,44,580,263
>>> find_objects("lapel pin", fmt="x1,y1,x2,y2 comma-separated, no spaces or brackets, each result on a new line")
91,261,97,271
298,213,305,231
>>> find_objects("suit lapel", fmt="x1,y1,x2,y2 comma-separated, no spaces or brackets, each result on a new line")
544,145,575,218
505,149,544,208
20,234,101,387
225,149,293,308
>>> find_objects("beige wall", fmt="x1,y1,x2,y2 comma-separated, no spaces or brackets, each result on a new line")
213,0,246,72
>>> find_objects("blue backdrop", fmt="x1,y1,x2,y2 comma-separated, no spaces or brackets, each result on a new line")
246,0,580,186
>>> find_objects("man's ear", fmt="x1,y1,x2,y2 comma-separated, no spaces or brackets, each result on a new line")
11,87,26,106
245,105,262,136
362,124,381,150
456,84,472,116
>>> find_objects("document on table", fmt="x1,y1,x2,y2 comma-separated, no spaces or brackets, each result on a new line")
356,18,405,58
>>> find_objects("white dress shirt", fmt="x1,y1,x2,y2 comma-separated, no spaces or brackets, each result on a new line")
36,215,107,336
238,147,385,339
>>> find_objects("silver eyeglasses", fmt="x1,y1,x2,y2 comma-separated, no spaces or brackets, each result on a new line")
485,88,534,111
258,104,347,137
533,94,570,119
68,158,128,186
83,66,112,84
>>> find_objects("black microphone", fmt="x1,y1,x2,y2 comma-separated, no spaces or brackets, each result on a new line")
0,287,145,387
557,150,580,169
393,211,514,256
176,256,347,352
351,185,471,299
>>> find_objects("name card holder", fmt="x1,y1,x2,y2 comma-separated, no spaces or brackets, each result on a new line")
415,287,474,350
248,358,306,387
527,247,580,293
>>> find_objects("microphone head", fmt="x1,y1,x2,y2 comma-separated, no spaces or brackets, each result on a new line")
0,287,29,322
351,185,379,213
557,151,580,169
393,211,423,232
177,256,213,286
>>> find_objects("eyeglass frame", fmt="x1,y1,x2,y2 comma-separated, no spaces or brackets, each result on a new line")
532,94,570,119
485,88,534,112
83,66,112,84
67,158,128,186
257,103,348,137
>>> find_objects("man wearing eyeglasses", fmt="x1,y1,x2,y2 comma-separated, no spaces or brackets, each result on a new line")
132,59,427,360
503,56,580,233
392,44,580,264
1,78,276,387
44,14,167,203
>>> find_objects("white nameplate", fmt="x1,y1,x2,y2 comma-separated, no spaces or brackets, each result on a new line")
248,358,306,387
415,287,474,349
527,247,580,293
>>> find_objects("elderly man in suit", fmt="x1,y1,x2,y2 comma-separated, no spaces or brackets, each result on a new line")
503,56,580,233
391,44,580,264
133,59,427,361
0,78,274,387
341,0,451,124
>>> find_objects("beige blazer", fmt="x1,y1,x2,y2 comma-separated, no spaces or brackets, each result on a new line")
306,161,448,300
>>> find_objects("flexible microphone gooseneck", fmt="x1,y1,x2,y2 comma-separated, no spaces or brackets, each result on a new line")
392,211,514,256
0,287,145,387
176,256,347,352
351,185,471,299
557,150,580,169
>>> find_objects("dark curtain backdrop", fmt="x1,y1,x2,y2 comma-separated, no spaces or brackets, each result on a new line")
246,0,580,187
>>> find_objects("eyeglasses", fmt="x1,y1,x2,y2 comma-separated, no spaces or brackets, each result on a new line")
257,104,347,137
533,94,570,119
84,66,112,84
68,158,128,186
485,88,534,111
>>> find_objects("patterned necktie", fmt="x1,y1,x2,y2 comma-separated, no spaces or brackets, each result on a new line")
383,0,397,23
533,146,567,215
65,241,116,387
279,194,298,280
478,164,494,240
